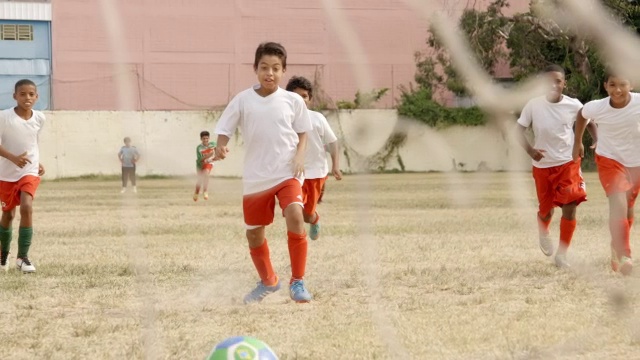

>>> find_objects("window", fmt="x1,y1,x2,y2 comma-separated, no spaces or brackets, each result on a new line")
0,24,34,41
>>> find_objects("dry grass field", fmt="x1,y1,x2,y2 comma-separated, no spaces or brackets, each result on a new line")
1,172,639,359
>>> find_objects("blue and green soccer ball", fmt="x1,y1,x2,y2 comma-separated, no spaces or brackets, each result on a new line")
207,336,278,360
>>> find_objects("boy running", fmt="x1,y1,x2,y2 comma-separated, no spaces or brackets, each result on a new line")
573,70,640,276
517,65,596,268
194,130,216,201
0,79,46,273
214,42,313,303
286,76,342,240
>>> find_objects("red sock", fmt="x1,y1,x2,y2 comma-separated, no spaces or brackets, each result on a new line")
628,217,634,229
537,213,551,234
287,231,307,281
249,239,277,286
311,212,320,225
559,217,577,253
195,185,201,194
609,219,631,258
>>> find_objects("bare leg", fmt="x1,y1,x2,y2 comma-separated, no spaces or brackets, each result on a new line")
609,192,629,258
19,192,33,228
246,226,266,248
202,169,211,192
303,212,317,224
0,209,15,229
284,204,305,234
561,203,576,221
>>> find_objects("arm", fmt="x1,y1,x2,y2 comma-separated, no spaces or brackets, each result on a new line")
516,125,545,162
134,148,140,163
118,149,123,163
203,143,217,162
327,141,342,180
196,146,204,165
320,114,341,180
572,109,589,161
0,146,30,168
37,114,45,175
214,95,241,161
586,120,598,150
292,132,307,178
215,135,230,160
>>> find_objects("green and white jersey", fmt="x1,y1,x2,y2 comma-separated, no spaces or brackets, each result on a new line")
196,141,217,168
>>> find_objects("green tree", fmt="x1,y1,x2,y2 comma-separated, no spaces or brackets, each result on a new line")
400,0,640,167
412,0,640,103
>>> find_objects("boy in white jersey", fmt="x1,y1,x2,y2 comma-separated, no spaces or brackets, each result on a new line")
0,79,46,273
118,137,140,193
214,42,313,303
286,76,342,240
517,65,596,268
573,70,640,276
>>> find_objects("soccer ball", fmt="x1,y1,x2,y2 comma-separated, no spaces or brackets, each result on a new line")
207,336,278,360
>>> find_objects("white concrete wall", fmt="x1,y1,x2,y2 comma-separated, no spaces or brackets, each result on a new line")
38,110,530,179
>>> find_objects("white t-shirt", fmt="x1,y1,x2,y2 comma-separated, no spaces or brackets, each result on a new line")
215,86,312,195
0,108,45,182
581,93,640,167
305,110,338,179
517,95,583,168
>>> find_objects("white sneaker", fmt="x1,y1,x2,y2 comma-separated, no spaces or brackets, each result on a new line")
133,186,137,193
539,232,554,257
16,257,36,273
619,256,633,276
120,188,126,194
554,254,570,268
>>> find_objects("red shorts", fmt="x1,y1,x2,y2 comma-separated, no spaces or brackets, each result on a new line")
595,154,640,207
243,178,303,228
199,163,213,172
532,160,587,216
302,177,327,216
0,175,41,212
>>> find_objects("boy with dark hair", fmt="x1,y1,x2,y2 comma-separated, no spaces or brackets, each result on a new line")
517,65,597,268
0,79,46,273
573,69,640,275
118,137,139,193
194,130,216,201
215,42,314,303
286,76,342,240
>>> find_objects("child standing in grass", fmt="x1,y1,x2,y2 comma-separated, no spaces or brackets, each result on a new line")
286,76,342,240
0,79,46,273
214,42,313,304
573,70,640,276
118,137,140,193
194,130,216,201
517,65,596,268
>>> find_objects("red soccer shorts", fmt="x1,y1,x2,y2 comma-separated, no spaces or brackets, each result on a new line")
302,177,327,216
532,160,587,216
243,178,303,228
200,163,213,172
596,154,640,207
0,175,41,212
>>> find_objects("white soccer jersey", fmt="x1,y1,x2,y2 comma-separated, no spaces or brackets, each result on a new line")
0,108,45,182
517,95,583,168
215,85,312,195
305,111,338,179
581,93,640,167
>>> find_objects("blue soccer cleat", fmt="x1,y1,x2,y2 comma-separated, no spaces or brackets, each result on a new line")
289,279,312,303
243,278,281,304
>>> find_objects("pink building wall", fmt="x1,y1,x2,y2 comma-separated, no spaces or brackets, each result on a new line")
51,0,529,110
